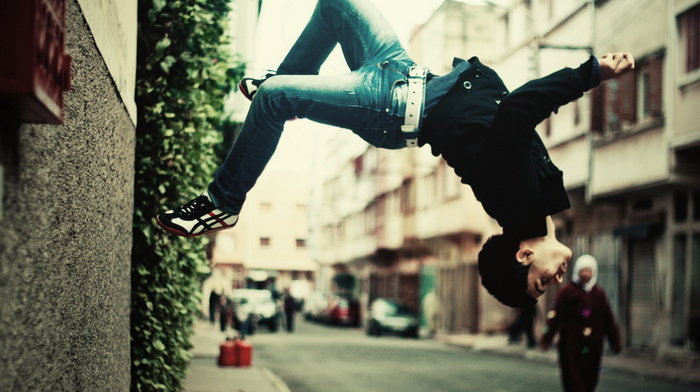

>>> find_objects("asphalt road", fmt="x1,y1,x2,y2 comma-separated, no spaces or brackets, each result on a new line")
250,316,698,392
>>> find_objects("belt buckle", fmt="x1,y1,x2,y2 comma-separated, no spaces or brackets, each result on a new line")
409,66,428,79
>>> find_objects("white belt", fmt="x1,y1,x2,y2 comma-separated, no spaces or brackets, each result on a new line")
401,66,429,148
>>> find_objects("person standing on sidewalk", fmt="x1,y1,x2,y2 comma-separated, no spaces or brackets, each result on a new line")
156,0,634,308
540,254,622,392
283,289,296,333
209,290,221,325
508,302,537,348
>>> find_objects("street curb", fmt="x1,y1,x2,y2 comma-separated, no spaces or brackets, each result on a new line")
437,335,700,387
261,367,292,392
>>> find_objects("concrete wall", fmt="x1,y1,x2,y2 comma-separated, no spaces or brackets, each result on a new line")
77,0,138,122
0,0,135,390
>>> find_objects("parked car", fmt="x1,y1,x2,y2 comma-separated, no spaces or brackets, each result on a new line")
304,290,329,322
325,294,360,326
229,289,281,333
366,298,419,338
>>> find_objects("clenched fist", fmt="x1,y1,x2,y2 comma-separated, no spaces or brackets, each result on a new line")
600,52,635,81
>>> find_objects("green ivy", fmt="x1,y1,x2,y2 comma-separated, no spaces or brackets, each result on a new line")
132,0,245,390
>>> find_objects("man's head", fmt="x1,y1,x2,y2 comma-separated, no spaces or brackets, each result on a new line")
478,231,572,308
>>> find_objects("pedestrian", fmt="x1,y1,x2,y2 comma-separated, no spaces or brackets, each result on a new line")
422,291,440,337
540,254,622,392
209,290,221,325
283,289,296,333
218,295,230,333
156,0,635,307
508,302,536,348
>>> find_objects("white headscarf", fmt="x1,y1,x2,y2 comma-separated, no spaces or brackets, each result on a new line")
572,254,598,293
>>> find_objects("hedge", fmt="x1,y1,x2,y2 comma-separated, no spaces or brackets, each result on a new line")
132,0,245,390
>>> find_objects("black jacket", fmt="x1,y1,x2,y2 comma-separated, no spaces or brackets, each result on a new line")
419,56,599,240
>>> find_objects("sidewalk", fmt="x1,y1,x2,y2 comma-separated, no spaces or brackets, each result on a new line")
184,321,290,392
435,333,700,386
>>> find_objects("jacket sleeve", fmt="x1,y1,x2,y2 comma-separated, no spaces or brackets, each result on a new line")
600,288,622,353
493,56,600,147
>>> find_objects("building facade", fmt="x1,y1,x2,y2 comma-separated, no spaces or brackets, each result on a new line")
0,0,137,390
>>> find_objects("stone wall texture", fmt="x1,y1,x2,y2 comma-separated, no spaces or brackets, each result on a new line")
0,0,135,390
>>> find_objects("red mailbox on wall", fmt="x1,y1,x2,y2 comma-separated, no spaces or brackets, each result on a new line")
0,0,72,124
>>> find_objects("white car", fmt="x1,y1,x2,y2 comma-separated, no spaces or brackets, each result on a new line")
229,289,281,333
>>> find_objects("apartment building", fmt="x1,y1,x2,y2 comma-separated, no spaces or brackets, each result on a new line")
507,0,699,359
580,0,700,358
311,0,700,362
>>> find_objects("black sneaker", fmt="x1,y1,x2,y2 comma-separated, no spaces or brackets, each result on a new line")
156,194,239,237
238,72,275,101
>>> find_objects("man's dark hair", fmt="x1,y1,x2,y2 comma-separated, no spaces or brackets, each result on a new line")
478,234,537,308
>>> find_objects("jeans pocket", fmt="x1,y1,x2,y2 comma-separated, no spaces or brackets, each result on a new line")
388,80,407,117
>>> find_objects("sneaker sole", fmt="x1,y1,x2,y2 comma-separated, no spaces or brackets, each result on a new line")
156,215,237,237
238,79,255,101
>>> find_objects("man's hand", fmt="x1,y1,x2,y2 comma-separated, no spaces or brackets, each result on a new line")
600,52,635,81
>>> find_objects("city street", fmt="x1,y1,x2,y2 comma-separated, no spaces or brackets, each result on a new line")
250,317,698,392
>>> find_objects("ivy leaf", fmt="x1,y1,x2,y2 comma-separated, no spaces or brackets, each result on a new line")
153,0,166,13
153,340,166,352
155,36,172,53
160,56,177,73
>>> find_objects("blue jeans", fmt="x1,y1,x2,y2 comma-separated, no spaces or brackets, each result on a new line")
209,0,416,214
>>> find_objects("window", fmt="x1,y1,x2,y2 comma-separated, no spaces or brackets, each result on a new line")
296,239,306,248
675,192,689,223
679,4,700,73
400,179,415,214
638,71,651,118
353,155,363,178
375,194,386,231
591,54,663,133
260,237,271,247
502,13,510,48
632,198,653,212
636,56,663,121
595,76,635,132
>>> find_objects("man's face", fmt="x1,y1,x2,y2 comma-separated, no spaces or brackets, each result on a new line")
523,239,572,299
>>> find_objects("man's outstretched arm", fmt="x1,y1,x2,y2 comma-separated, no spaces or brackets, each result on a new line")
489,52,635,148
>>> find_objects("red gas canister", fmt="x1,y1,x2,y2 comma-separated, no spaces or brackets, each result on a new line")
234,339,253,367
218,339,236,367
